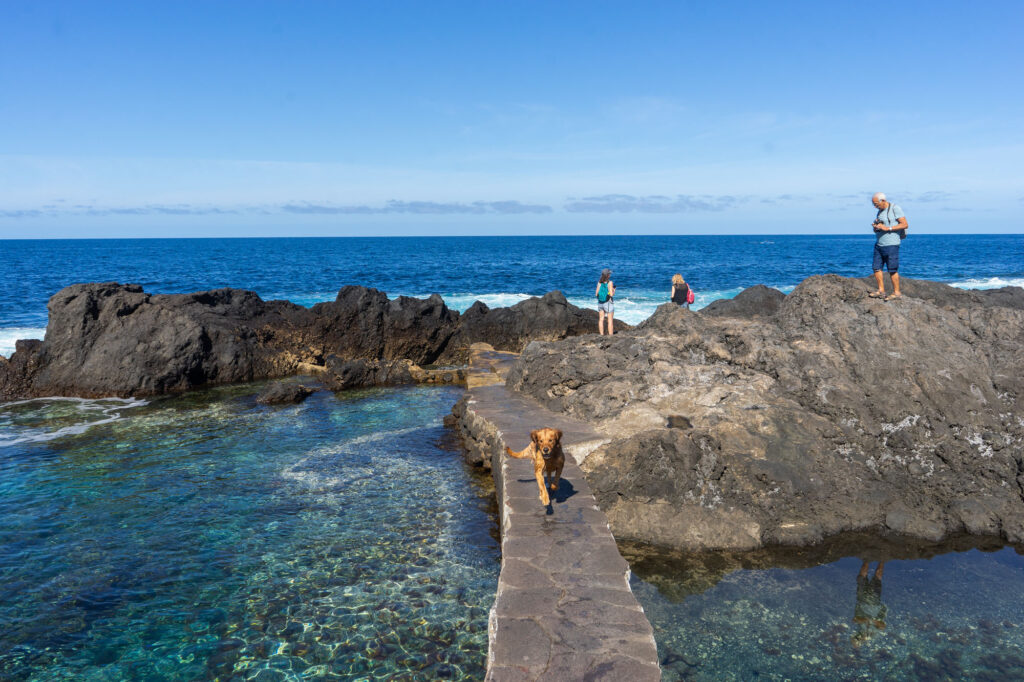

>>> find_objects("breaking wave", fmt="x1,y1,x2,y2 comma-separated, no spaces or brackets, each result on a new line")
0,327,46,359
950,277,1024,290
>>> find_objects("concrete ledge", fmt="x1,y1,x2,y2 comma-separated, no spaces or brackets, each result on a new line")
453,383,661,681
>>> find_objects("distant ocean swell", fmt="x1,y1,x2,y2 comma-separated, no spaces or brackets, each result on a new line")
3,277,1023,359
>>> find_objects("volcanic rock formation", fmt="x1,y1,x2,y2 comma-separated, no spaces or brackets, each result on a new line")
0,283,618,399
506,275,1024,550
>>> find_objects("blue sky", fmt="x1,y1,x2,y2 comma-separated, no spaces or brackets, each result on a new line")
1,1,1022,237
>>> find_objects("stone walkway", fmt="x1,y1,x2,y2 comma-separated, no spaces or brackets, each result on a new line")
454,346,661,681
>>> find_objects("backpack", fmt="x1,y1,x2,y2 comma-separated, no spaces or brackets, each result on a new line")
597,281,609,303
886,203,908,240
686,287,695,305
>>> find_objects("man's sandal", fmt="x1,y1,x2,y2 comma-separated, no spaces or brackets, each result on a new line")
884,293,902,302
868,291,885,299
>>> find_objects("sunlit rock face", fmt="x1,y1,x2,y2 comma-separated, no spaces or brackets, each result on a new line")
506,275,1024,551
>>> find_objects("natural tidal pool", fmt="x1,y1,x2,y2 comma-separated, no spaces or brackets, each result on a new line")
623,535,1024,681
0,384,499,681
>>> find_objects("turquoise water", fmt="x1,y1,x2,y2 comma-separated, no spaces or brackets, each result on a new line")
624,536,1024,680
0,384,499,681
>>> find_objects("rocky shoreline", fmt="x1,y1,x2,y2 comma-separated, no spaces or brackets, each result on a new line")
5,275,1024,556
0,283,622,400
506,275,1024,551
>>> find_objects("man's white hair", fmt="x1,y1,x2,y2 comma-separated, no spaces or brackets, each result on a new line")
873,192,887,201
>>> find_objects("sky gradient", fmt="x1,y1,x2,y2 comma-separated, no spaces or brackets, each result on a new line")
2,1,1022,237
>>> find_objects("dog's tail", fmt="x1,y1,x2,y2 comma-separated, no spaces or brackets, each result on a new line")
505,446,531,459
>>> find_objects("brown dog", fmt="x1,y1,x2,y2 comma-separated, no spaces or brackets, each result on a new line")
505,428,564,506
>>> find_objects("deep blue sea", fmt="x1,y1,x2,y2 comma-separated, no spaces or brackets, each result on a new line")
2,235,1023,680
2,234,1023,355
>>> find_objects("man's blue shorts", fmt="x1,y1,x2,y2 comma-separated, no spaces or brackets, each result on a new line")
873,244,900,273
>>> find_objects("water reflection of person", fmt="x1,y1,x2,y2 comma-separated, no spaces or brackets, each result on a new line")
851,560,887,647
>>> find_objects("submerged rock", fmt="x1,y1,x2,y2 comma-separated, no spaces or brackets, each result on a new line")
506,275,1024,551
256,383,316,405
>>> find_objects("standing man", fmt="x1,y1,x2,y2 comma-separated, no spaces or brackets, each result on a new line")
868,192,908,301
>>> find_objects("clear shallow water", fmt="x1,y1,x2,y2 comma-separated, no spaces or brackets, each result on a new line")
0,383,499,680
2,235,1022,355
623,536,1024,680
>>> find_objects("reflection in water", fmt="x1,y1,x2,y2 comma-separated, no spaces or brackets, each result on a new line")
852,561,886,647
621,533,1012,602
623,534,1024,680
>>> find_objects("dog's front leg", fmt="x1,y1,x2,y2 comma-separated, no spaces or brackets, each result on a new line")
534,461,550,506
549,466,561,493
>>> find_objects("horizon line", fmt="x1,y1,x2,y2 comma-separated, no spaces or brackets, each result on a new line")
2,232,1022,241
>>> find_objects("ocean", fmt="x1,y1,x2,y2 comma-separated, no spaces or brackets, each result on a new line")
2,234,1023,680
3,234,1022,356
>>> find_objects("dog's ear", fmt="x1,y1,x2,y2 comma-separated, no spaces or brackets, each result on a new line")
554,429,563,442
530,430,540,444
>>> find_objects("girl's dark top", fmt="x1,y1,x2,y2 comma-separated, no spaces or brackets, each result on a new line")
671,284,689,305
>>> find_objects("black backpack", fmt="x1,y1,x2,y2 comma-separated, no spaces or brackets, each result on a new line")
887,203,908,240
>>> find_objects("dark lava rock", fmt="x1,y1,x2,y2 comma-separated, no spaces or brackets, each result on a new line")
321,356,416,391
307,286,459,366
255,382,316,405
877,276,1024,311
16,283,308,398
0,339,44,399
507,275,1024,551
0,283,602,399
700,284,787,318
437,290,629,364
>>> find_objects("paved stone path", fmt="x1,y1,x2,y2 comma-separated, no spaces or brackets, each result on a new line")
455,346,661,681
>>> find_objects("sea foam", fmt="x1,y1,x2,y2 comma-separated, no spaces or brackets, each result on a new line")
223,284,805,327
435,286,797,325
0,396,148,447
951,277,1024,290
0,327,46,359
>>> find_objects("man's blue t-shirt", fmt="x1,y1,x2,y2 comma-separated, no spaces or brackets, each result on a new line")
875,203,905,247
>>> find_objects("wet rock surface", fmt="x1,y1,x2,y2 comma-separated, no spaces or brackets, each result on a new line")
506,275,1024,551
255,382,316,405
0,284,609,399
